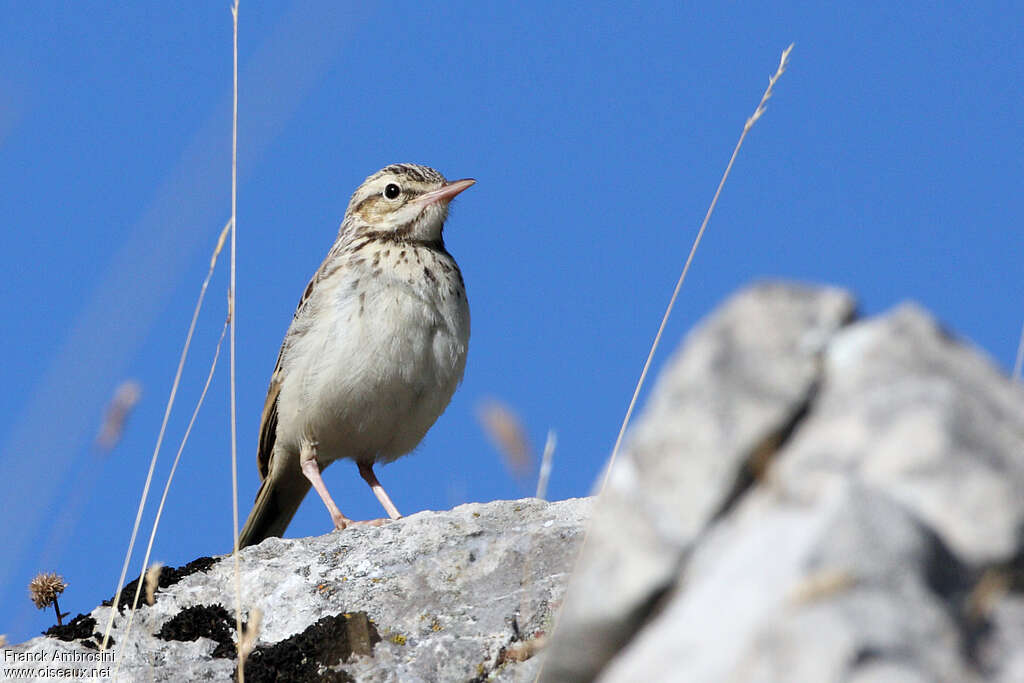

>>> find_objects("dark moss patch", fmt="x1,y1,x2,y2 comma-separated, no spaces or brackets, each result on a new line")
103,556,219,612
44,613,112,649
156,604,242,659
240,612,380,683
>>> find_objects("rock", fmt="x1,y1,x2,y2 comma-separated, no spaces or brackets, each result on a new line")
11,281,1024,682
776,304,1024,564
598,482,976,682
541,281,1024,682
541,282,857,682
5,498,591,682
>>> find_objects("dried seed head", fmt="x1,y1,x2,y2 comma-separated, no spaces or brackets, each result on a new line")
29,573,68,609
96,380,143,451
477,399,533,476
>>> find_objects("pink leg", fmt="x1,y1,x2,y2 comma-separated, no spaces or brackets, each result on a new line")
299,438,353,530
358,462,402,520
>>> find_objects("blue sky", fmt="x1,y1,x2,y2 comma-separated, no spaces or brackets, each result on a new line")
1,2,1021,642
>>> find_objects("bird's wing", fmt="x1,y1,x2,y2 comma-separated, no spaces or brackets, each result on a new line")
256,254,338,482
256,360,283,482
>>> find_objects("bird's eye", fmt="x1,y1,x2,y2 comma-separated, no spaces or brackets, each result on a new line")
384,183,401,200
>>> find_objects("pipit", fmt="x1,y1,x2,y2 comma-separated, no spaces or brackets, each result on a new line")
238,163,474,548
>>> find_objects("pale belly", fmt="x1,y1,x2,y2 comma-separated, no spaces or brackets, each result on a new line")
274,275,469,466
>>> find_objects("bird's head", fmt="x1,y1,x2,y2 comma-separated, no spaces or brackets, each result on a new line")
341,163,475,243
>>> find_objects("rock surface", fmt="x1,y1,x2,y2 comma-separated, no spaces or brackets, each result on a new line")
7,498,591,682
10,281,1024,682
541,281,1024,683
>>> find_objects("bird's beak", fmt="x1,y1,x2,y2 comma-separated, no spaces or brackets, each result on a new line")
416,178,476,206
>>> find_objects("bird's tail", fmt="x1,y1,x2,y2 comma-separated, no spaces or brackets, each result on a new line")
237,471,311,549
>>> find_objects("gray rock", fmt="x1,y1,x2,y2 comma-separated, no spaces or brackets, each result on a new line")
541,282,857,682
776,304,1024,564
6,498,591,682
12,281,1024,682
982,596,1024,683
542,281,1024,682
598,482,975,683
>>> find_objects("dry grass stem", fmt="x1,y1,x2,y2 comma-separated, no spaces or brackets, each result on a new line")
229,4,244,682
113,318,230,679
536,43,795,683
144,563,164,606
96,380,143,451
1012,320,1024,382
600,43,793,494
238,608,263,668
102,220,232,652
478,399,534,476
746,44,794,131
788,568,857,605
535,430,556,500
500,635,547,664
127,314,226,629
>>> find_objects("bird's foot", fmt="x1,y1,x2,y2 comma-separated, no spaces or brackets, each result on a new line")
340,517,393,530
329,510,353,530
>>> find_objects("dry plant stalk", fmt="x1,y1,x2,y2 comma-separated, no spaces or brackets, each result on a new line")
144,562,164,606
477,399,534,476
228,4,245,683
788,568,857,605
238,608,263,668
476,402,558,659
500,634,547,664
477,399,558,499
117,317,229,671
600,43,794,494
112,289,231,683
114,3,244,667
535,43,795,683
536,430,557,500
103,219,232,653
29,572,69,625
103,0,245,668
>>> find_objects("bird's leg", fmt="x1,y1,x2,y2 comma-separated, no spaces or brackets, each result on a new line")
299,438,353,530
358,462,403,520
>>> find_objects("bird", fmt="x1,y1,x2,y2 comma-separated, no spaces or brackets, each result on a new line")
238,163,474,548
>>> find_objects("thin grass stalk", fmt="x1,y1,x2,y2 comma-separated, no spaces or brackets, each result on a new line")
536,430,557,500
114,319,228,680
599,43,793,494
229,3,244,682
536,43,795,683
102,221,232,650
